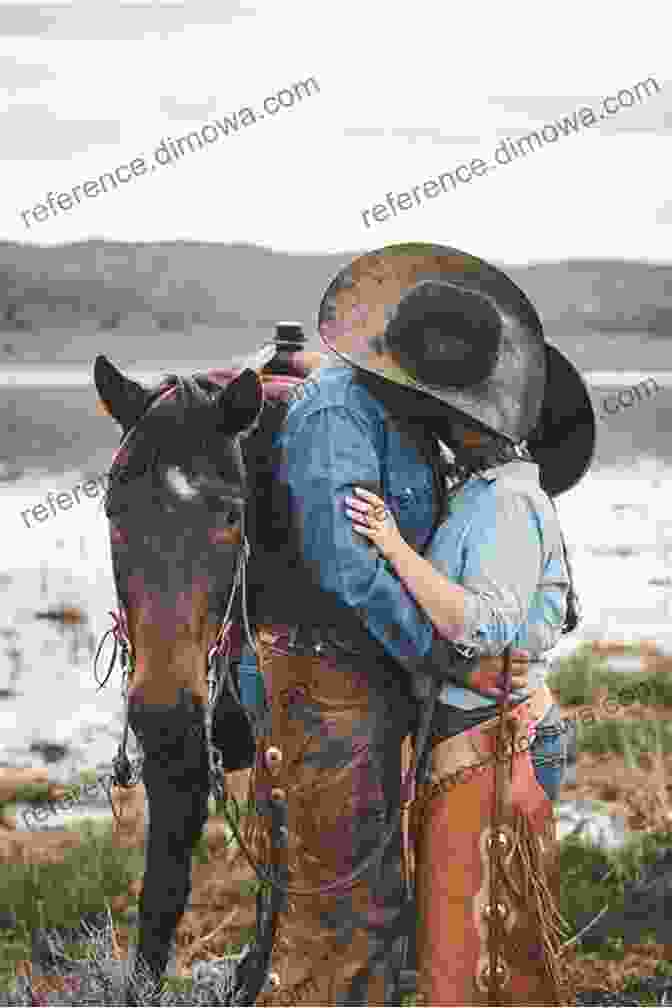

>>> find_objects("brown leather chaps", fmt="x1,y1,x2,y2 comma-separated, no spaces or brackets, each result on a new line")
413,683,572,1006
245,626,416,1006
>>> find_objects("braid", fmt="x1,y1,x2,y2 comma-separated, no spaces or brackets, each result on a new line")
549,497,582,634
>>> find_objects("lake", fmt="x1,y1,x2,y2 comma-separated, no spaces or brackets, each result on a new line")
1,366,671,388
1,365,671,477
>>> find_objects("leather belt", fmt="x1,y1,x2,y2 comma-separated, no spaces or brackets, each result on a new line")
259,623,366,658
430,683,554,783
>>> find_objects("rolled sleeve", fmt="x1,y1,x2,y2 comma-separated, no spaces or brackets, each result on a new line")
430,489,543,652
280,406,435,671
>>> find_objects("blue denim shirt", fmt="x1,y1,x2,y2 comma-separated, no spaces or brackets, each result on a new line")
273,364,439,674
430,458,569,709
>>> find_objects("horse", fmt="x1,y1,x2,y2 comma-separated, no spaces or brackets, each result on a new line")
94,349,303,1003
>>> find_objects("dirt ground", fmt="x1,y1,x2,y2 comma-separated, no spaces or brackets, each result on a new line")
105,734,672,998
4,693,672,999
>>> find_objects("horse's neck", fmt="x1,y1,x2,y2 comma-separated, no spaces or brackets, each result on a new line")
240,396,302,624
243,397,288,467
242,397,290,542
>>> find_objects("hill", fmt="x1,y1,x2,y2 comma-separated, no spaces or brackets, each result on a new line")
0,242,670,370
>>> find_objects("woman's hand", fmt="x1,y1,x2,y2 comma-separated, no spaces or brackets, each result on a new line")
344,486,406,560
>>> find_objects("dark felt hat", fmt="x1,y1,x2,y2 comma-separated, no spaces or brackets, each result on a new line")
318,242,595,496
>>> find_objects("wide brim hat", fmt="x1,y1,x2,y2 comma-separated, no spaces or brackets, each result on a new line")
318,242,595,496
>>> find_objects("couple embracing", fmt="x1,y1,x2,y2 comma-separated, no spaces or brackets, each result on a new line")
239,242,595,1006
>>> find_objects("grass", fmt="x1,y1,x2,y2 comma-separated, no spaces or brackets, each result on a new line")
0,817,145,996
548,642,672,709
559,826,672,957
548,645,617,706
0,795,262,1003
0,787,258,943
1,818,144,935
575,717,672,764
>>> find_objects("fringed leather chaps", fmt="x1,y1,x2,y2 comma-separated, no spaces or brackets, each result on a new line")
244,626,415,1006
414,683,572,1007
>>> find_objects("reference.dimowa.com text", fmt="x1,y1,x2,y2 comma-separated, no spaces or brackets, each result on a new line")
19,76,320,230
360,76,661,227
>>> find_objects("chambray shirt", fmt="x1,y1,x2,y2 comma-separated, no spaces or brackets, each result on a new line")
274,365,438,668
430,457,570,709
266,364,568,710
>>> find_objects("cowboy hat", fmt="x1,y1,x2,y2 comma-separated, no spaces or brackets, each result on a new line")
317,242,595,496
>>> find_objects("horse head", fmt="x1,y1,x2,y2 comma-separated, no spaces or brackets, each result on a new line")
94,354,263,708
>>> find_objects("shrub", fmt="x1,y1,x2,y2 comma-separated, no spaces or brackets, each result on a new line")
0,820,144,939
549,642,672,711
576,718,672,763
548,645,611,706
558,826,672,956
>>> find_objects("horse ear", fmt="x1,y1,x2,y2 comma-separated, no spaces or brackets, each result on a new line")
94,355,152,430
215,368,263,435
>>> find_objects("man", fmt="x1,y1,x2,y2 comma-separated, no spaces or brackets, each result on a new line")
247,242,592,1004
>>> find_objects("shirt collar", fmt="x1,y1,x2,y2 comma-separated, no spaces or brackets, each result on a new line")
473,458,541,484
441,453,548,491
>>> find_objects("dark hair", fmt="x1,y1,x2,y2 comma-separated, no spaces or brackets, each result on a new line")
550,498,582,634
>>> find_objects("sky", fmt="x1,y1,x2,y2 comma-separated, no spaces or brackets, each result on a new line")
0,0,670,264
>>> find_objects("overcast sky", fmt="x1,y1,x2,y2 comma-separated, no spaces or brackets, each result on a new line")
0,0,669,263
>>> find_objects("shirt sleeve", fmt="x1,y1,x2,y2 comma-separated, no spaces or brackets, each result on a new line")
430,487,544,652
280,405,435,672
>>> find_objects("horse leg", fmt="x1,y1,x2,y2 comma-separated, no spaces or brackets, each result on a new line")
125,686,210,998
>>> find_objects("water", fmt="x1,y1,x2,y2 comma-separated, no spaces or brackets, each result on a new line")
0,353,275,387
1,367,671,388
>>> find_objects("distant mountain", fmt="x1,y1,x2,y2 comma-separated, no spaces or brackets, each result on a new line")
0,242,670,369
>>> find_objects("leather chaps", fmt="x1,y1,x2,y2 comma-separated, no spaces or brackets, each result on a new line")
244,626,415,1006
413,684,572,1006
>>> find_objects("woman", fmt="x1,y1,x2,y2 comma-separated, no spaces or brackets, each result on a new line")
342,429,575,1006
343,424,571,804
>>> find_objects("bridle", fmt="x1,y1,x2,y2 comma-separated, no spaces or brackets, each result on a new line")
94,375,259,801
93,372,437,998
